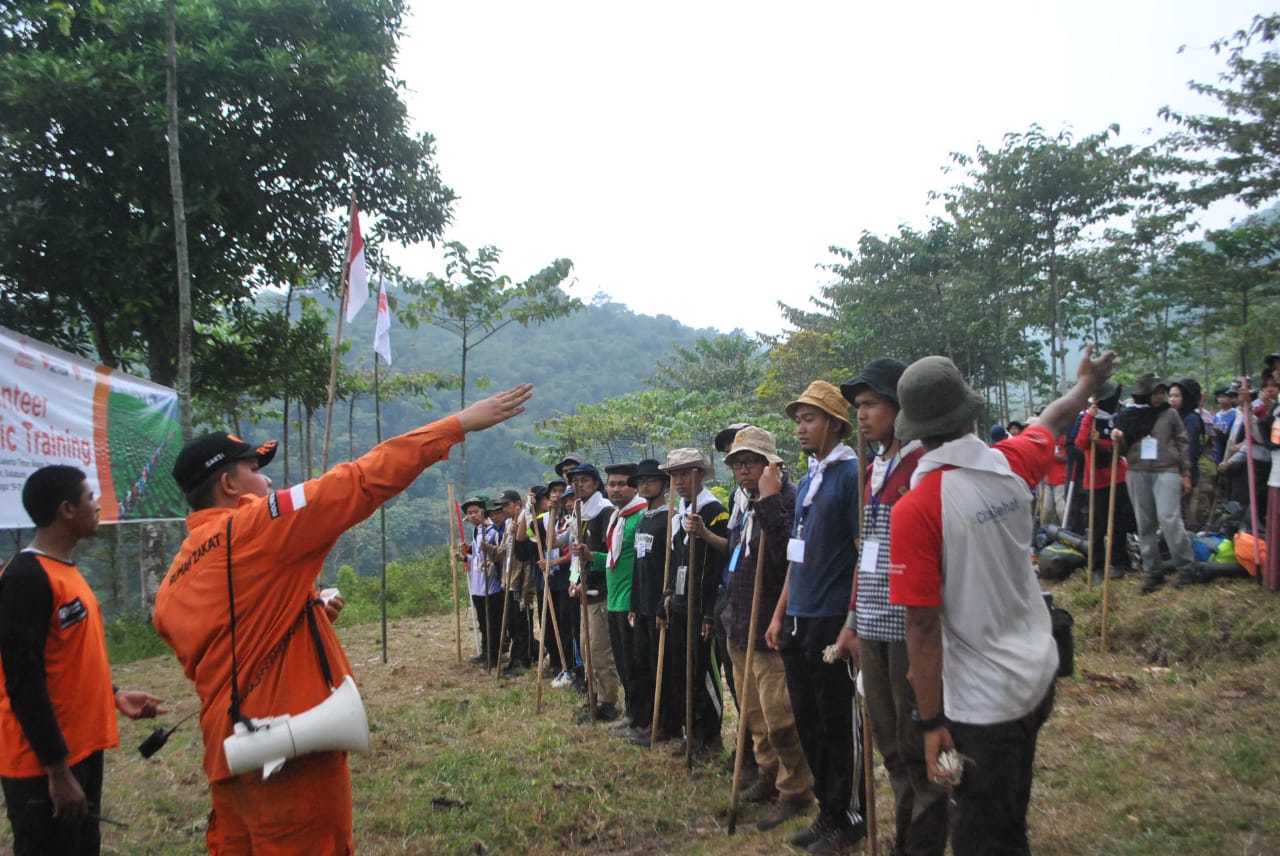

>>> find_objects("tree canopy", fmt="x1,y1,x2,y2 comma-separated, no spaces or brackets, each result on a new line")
0,0,454,385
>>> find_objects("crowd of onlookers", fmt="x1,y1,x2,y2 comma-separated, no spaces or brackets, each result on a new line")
1020,352,1280,593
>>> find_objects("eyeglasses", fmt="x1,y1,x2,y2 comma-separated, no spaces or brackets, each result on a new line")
728,458,766,471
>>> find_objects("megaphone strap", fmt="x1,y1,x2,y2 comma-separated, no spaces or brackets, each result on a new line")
225,516,338,732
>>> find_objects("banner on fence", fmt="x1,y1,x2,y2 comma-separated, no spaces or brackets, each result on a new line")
0,326,184,528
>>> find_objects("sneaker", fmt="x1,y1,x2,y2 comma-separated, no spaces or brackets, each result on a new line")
739,776,778,804
756,796,812,832
609,721,638,737
468,653,486,666
790,817,833,849
1141,573,1164,595
1173,568,1195,589
551,671,572,689
806,821,866,855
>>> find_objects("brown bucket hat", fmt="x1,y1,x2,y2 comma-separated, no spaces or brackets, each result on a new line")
785,381,853,436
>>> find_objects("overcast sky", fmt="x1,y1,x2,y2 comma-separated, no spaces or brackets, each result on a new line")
387,1,1262,337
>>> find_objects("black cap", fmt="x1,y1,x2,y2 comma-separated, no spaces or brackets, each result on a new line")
499,489,523,506
628,458,669,487
603,462,638,477
173,432,277,494
714,423,752,453
532,485,549,500
841,357,908,406
546,476,567,489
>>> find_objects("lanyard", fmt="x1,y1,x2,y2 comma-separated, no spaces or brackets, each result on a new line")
867,452,898,528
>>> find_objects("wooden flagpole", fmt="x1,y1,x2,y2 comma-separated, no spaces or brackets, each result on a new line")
321,195,356,474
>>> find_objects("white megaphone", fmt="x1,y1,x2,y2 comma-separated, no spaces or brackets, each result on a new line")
223,675,372,780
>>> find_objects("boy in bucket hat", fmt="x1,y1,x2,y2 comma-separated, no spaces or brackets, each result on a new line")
458,494,504,668
889,348,1116,856
719,427,815,829
836,358,947,856
659,448,730,758
765,380,866,853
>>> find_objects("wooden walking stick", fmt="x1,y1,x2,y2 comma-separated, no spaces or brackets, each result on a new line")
862,690,878,856
534,501,569,713
651,483,678,749
1239,375,1267,589
447,484,463,664
1101,441,1120,653
543,523,569,679
495,518,515,682
684,531,700,771
572,499,597,723
533,506,552,712
1087,428,1098,589
854,431,877,856
728,529,767,834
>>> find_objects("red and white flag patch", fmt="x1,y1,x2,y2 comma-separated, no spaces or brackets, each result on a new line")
268,483,308,519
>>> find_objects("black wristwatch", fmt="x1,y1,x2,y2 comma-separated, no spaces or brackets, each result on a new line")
913,709,945,732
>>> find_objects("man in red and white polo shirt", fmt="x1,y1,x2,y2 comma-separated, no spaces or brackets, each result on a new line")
889,347,1117,856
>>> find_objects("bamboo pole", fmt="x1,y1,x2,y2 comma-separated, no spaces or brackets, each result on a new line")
651,483,678,749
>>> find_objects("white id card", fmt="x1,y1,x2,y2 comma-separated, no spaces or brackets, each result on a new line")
635,533,652,558
787,537,806,563
674,565,688,595
1140,436,1158,460
859,541,880,574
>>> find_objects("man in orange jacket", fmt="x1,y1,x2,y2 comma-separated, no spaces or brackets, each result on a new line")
154,384,531,855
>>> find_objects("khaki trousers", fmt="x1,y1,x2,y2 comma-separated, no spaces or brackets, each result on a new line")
586,599,620,705
727,642,814,801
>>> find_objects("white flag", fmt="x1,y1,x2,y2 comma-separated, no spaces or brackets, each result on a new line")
373,277,392,365
344,205,369,322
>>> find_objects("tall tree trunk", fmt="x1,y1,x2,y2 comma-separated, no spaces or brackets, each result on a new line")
165,0,194,439
140,522,166,614
304,403,314,479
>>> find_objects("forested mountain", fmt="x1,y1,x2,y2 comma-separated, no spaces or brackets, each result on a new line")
255,294,717,575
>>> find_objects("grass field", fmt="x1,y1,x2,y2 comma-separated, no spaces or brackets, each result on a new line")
5,572,1279,855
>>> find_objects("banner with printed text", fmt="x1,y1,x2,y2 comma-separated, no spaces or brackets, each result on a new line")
1,326,184,528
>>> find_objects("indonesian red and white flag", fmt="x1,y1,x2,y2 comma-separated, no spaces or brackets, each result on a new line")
344,204,369,322
374,277,392,365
